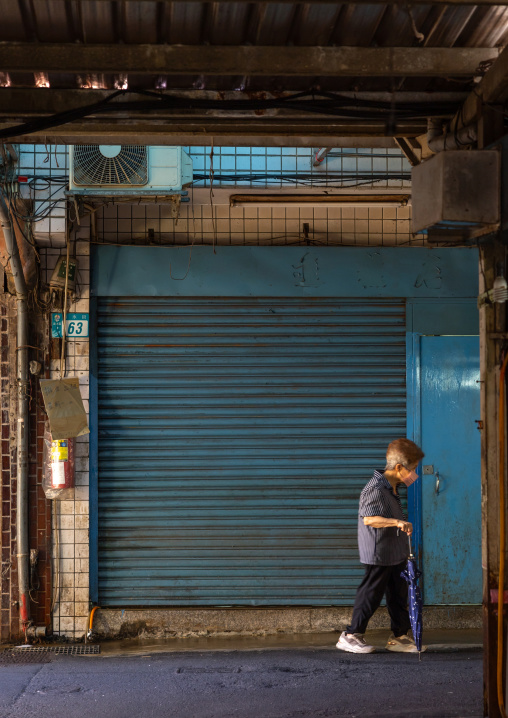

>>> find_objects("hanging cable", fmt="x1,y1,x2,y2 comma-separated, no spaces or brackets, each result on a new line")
0,90,463,141
50,500,60,615
190,171,411,189
60,216,72,379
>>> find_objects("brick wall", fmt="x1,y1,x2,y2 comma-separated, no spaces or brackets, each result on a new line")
0,294,17,640
27,317,52,634
1,293,17,641
0,291,53,642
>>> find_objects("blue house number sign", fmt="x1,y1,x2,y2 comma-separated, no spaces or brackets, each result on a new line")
51,313,89,339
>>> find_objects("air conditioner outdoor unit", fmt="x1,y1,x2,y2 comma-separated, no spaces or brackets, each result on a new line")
68,145,193,195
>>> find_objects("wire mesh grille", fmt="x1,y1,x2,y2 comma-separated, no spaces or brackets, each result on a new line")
96,201,420,247
187,146,411,189
73,146,148,186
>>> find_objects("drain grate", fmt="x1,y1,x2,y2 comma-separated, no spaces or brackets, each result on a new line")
0,650,52,665
14,645,100,655
0,645,100,664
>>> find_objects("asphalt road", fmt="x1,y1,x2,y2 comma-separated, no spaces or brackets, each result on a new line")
0,649,482,718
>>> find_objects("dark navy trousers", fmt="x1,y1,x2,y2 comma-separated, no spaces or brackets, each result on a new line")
346,561,411,637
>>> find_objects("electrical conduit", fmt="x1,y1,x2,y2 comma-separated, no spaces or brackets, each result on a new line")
426,117,477,153
0,195,30,637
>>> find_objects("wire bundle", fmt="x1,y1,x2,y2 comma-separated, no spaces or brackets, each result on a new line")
0,90,461,141
192,171,410,188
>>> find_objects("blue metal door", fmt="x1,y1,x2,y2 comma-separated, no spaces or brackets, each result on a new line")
95,297,407,606
420,336,481,604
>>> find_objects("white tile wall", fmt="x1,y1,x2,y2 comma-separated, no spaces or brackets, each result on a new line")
43,231,91,640
97,202,424,247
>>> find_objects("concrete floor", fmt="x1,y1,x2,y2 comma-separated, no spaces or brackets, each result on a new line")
96,628,483,657
0,631,484,718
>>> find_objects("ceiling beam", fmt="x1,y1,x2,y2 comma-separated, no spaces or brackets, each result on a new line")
0,123,401,147
0,115,424,137
394,137,421,166
0,43,499,77
0,109,417,146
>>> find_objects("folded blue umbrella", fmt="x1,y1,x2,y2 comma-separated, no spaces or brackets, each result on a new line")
401,535,423,660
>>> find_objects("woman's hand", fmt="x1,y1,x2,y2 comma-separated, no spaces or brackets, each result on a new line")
363,516,413,534
396,520,413,535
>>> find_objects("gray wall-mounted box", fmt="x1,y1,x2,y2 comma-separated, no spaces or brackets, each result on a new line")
412,150,500,233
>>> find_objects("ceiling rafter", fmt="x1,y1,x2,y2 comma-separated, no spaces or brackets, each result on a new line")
0,43,499,76
0,121,406,147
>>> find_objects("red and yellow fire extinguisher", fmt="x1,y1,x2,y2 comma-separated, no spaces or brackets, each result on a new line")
50,439,75,490
43,424,75,499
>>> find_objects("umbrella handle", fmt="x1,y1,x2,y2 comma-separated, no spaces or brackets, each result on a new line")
408,533,414,557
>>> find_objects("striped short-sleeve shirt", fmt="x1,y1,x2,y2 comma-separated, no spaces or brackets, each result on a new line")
357,470,409,566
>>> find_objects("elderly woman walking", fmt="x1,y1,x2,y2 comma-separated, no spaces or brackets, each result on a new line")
336,438,425,654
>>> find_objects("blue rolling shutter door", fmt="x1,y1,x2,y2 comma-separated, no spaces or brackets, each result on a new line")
97,298,406,605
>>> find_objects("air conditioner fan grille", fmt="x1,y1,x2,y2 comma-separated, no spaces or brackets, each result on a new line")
73,146,148,186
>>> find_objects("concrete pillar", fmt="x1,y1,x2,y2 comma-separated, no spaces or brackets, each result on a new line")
480,237,507,718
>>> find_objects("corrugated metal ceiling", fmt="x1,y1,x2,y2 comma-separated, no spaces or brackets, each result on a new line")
1,1,507,93
2,2,508,47
1,2,507,144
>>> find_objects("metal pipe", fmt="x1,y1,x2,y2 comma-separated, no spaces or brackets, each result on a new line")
0,194,30,636
427,117,477,153
313,147,332,167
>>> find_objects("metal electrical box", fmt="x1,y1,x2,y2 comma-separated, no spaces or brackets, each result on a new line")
412,150,500,234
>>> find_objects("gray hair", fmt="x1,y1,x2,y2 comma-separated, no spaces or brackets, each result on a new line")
385,438,425,470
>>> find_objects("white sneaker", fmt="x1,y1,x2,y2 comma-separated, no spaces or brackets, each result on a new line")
386,633,427,653
336,631,375,654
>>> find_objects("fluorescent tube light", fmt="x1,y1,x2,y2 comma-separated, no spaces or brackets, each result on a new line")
229,194,410,208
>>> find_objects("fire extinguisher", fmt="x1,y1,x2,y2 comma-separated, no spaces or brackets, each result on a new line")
43,424,75,499
50,439,75,490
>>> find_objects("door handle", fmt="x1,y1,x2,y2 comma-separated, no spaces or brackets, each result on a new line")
424,464,441,496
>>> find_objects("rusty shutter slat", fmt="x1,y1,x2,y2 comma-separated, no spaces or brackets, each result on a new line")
97,297,406,606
